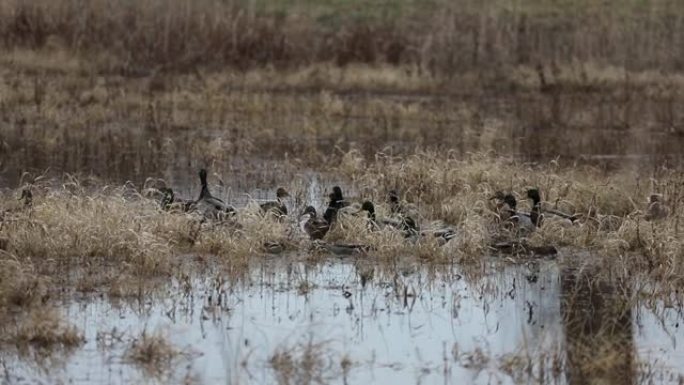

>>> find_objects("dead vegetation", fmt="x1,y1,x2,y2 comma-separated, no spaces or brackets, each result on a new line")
0,1,683,382
125,330,182,377
1,151,682,274
270,338,349,385
2,0,684,75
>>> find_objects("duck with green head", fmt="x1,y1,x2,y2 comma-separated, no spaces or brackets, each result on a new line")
323,186,349,224
494,191,537,232
358,200,451,242
526,188,543,227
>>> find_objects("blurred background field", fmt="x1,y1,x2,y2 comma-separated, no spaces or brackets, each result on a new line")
1,0,684,186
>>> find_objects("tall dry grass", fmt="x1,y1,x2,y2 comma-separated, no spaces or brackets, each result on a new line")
337,151,684,268
2,0,684,75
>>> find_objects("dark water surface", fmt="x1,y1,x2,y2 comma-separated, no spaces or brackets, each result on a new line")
3,87,684,189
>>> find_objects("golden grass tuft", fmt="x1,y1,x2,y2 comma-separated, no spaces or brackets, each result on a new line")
336,151,683,269
0,259,47,309
125,330,181,376
4,308,84,349
270,339,347,385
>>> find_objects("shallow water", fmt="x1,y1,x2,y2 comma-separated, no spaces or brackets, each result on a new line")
3,258,684,385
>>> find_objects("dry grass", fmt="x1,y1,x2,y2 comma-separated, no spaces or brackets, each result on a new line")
2,0,684,75
1,151,682,280
335,151,683,268
1,307,83,350
125,330,181,377
1,1,684,184
270,338,348,385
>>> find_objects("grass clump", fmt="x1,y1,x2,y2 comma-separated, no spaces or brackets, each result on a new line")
2,308,84,350
270,338,348,385
125,330,181,377
336,151,683,268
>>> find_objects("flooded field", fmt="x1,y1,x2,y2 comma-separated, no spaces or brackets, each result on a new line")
3,258,684,385
3,2,684,384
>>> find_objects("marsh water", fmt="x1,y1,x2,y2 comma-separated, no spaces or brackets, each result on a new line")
3,258,684,385
4,80,684,385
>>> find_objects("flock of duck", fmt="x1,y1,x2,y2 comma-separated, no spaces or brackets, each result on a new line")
146,168,669,256
152,169,458,254
14,168,667,256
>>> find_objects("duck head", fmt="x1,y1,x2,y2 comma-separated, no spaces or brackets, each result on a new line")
276,187,289,199
489,191,505,201
527,188,541,204
503,194,517,210
159,187,174,209
20,187,33,206
388,190,399,203
199,169,208,186
300,206,317,218
332,186,344,201
360,201,375,215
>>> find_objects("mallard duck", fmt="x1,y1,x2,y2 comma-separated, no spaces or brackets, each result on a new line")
323,193,340,224
492,240,558,256
331,186,350,209
262,241,286,254
388,189,404,215
299,206,331,240
20,187,32,207
525,189,543,227
496,193,537,231
157,187,194,212
410,225,458,246
323,186,350,224
260,187,289,217
312,240,371,256
645,194,669,221
489,191,513,221
194,169,237,219
358,200,420,236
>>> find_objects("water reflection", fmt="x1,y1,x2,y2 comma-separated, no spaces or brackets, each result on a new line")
1,259,683,384
561,267,635,385
3,88,684,188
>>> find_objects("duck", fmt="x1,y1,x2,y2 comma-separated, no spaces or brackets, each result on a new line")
357,200,416,232
299,206,331,240
489,191,515,221
260,187,289,217
496,193,537,232
157,187,194,212
491,240,558,256
388,189,404,215
312,240,371,256
525,188,543,227
410,224,458,246
645,194,669,221
323,186,350,224
194,169,237,219
331,186,350,209
20,187,32,207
